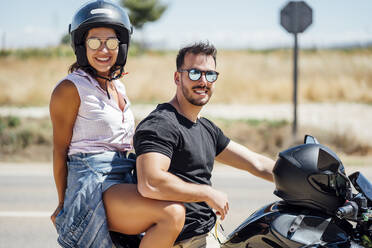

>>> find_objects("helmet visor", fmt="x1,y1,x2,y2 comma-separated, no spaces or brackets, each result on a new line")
309,171,349,198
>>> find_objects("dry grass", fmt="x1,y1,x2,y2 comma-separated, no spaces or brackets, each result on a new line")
124,52,177,103
2,116,372,164
0,56,73,106
1,48,371,163
0,49,371,106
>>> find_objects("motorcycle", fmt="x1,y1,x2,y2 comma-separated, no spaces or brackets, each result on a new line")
111,135,372,248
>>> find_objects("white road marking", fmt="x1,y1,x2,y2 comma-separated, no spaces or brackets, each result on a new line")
0,211,51,217
0,164,51,176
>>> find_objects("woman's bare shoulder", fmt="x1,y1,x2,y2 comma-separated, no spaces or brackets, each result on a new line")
52,79,78,99
50,79,80,110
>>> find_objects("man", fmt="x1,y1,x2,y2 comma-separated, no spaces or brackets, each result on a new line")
133,41,275,247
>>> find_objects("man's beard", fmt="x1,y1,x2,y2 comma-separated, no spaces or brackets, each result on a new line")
180,80,212,106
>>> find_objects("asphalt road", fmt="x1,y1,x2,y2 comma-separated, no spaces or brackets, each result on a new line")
0,163,371,247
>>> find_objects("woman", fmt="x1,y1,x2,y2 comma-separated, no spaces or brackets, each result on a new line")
50,1,185,247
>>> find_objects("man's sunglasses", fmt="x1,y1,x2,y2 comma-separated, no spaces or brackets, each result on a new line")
178,68,219,83
86,38,120,50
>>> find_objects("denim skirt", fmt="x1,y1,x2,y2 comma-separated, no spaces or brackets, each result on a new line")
55,151,136,248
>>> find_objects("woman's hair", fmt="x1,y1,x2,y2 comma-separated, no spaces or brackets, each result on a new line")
69,61,122,78
68,61,81,74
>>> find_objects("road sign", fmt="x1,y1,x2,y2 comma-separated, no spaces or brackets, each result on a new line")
281,1,312,34
280,1,313,139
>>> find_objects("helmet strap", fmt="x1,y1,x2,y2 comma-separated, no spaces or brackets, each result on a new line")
105,79,110,99
93,66,125,99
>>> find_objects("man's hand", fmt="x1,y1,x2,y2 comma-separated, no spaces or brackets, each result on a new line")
205,187,229,220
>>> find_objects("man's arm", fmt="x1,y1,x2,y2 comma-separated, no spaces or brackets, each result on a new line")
136,152,229,219
216,140,275,182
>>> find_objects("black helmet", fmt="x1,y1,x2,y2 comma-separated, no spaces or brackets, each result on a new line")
273,137,351,214
69,0,133,67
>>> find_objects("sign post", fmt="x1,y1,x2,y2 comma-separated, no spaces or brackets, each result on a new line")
280,1,312,138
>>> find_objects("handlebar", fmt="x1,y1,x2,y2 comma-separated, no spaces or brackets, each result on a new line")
336,201,358,219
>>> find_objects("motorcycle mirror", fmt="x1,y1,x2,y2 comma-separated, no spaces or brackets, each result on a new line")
304,135,319,144
348,172,372,202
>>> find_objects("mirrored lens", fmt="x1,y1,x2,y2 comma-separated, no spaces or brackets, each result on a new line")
106,38,119,50
86,38,119,50
188,69,202,81
206,71,218,82
87,38,101,50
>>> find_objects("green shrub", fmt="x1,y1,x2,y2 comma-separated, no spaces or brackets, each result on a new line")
17,130,33,148
0,116,52,154
0,46,75,59
0,50,11,57
0,119,5,134
0,44,142,59
7,116,20,128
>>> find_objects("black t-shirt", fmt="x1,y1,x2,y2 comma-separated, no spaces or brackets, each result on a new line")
133,103,230,242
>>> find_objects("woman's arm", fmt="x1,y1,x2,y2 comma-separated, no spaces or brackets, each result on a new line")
49,80,80,224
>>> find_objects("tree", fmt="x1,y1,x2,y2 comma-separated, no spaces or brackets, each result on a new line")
60,33,70,45
121,0,168,30
121,0,168,50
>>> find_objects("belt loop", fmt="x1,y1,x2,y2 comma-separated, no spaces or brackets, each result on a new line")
119,151,127,158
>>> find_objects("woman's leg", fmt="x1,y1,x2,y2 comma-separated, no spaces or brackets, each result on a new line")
103,184,185,248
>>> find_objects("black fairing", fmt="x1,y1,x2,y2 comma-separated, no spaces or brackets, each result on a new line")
221,201,350,248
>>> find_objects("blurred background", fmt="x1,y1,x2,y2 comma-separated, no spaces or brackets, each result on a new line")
1,0,371,164
0,1,372,247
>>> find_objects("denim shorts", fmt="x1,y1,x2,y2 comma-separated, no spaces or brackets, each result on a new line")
55,151,136,248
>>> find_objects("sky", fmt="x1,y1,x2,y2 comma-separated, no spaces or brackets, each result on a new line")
1,0,372,50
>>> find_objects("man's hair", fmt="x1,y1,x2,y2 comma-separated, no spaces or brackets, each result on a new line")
176,41,217,70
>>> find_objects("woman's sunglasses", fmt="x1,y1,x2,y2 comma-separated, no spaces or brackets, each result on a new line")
86,38,120,50
178,68,219,83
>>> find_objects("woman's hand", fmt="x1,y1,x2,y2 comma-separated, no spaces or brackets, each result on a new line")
51,203,63,228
